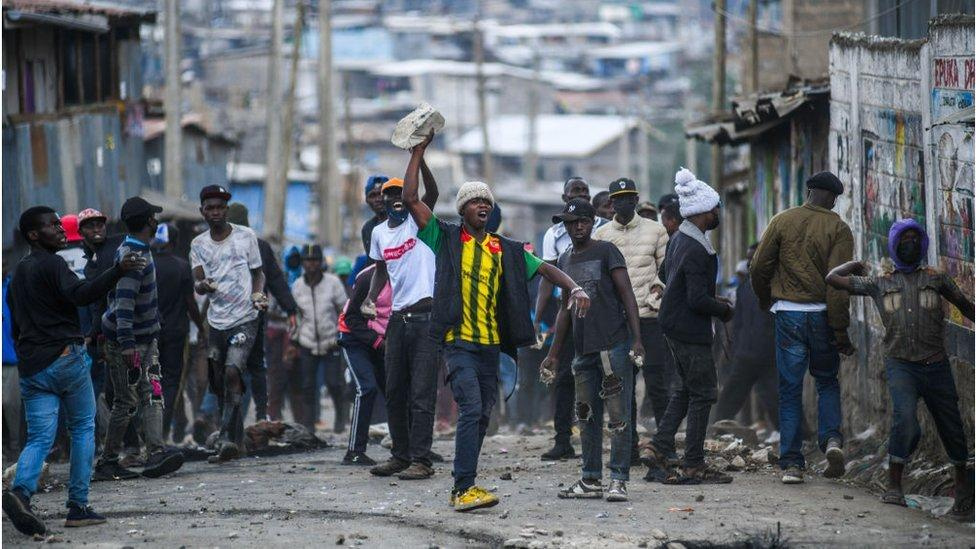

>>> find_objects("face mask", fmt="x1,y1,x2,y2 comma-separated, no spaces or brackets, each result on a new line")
386,203,409,223
896,239,922,265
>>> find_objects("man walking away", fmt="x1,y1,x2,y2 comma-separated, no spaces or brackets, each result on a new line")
291,244,348,434
593,178,670,460
95,198,185,481
750,171,853,484
535,177,606,461
152,224,205,442
338,263,392,465
712,243,779,432
363,165,440,481
643,168,735,485
3,206,145,535
542,198,644,503
404,133,590,512
191,185,267,462
827,219,974,518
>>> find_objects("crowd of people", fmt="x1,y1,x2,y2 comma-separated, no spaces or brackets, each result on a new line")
3,131,974,536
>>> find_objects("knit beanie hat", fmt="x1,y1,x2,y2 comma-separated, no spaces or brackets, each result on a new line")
455,181,494,215
674,167,720,218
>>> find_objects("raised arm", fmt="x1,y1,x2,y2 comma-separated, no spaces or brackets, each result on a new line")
940,275,976,322
419,157,439,211
825,261,867,292
537,262,590,318
58,253,140,307
403,133,435,229
533,262,556,335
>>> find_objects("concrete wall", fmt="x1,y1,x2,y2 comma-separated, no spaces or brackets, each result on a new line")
828,16,975,461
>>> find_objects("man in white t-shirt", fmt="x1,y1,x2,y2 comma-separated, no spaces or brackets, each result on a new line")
363,168,439,481
190,185,266,463
534,176,607,461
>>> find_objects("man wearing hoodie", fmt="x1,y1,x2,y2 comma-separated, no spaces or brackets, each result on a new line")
642,169,735,485
361,175,390,255
750,171,853,485
826,219,974,518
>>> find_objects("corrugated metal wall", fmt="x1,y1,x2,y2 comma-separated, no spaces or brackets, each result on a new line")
2,109,144,249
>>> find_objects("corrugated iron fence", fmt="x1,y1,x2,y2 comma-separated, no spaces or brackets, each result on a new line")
2,107,145,250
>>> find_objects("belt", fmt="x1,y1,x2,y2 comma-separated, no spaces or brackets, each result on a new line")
395,311,432,323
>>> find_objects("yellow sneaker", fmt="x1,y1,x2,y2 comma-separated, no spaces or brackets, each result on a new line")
453,486,499,512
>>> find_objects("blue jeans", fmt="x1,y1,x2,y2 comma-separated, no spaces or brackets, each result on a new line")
14,345,95,507
445,341,499,492
886,358,967,465
572,339,633,481
775,311,842,469
340,337,385,454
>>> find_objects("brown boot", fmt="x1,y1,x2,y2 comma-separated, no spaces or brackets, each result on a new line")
396,462,434,480
369,458,410,477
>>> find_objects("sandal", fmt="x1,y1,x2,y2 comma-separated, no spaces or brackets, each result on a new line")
880,490,906,507
664,465,734,485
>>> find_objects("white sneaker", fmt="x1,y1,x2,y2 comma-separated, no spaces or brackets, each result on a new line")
606,479,628,502
558,479,603,499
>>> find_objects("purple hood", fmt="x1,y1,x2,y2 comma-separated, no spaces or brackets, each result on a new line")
888,218,929,273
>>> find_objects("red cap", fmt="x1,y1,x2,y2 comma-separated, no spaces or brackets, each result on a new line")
61,214,83,243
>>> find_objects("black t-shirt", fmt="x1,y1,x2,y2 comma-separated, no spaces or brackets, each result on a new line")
557,240,629,355
154,249,193,337
360,215,384,255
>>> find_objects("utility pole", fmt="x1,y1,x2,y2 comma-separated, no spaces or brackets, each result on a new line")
523,50,539,187
163,0,182,199
317,0,341,248
342,72,358,239
263,0,285,241
710,0,726,191
749,0,759,94
279,0,305,238
473,13,493,184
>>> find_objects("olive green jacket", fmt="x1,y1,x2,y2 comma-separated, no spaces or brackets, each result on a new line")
750,204,854,342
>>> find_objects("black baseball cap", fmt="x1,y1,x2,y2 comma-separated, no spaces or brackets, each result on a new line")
301,243,323,260
200,185,232,203
120,196,163,221
608,177,638,197
552,198,596,224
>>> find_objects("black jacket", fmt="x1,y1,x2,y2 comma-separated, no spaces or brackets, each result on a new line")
83,234,124,337
8,248,122,377
429,220,535,360
730,273,775,364
258,238,298,315
658,231,727,345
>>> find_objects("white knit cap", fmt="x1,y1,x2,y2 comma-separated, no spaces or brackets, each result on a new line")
455,181,494,214
674,167,720,217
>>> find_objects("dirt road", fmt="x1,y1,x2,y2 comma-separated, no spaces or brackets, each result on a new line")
3,433,971,547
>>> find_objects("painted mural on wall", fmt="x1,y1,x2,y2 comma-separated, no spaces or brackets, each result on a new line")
860,108,926,268
933,125,974,328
